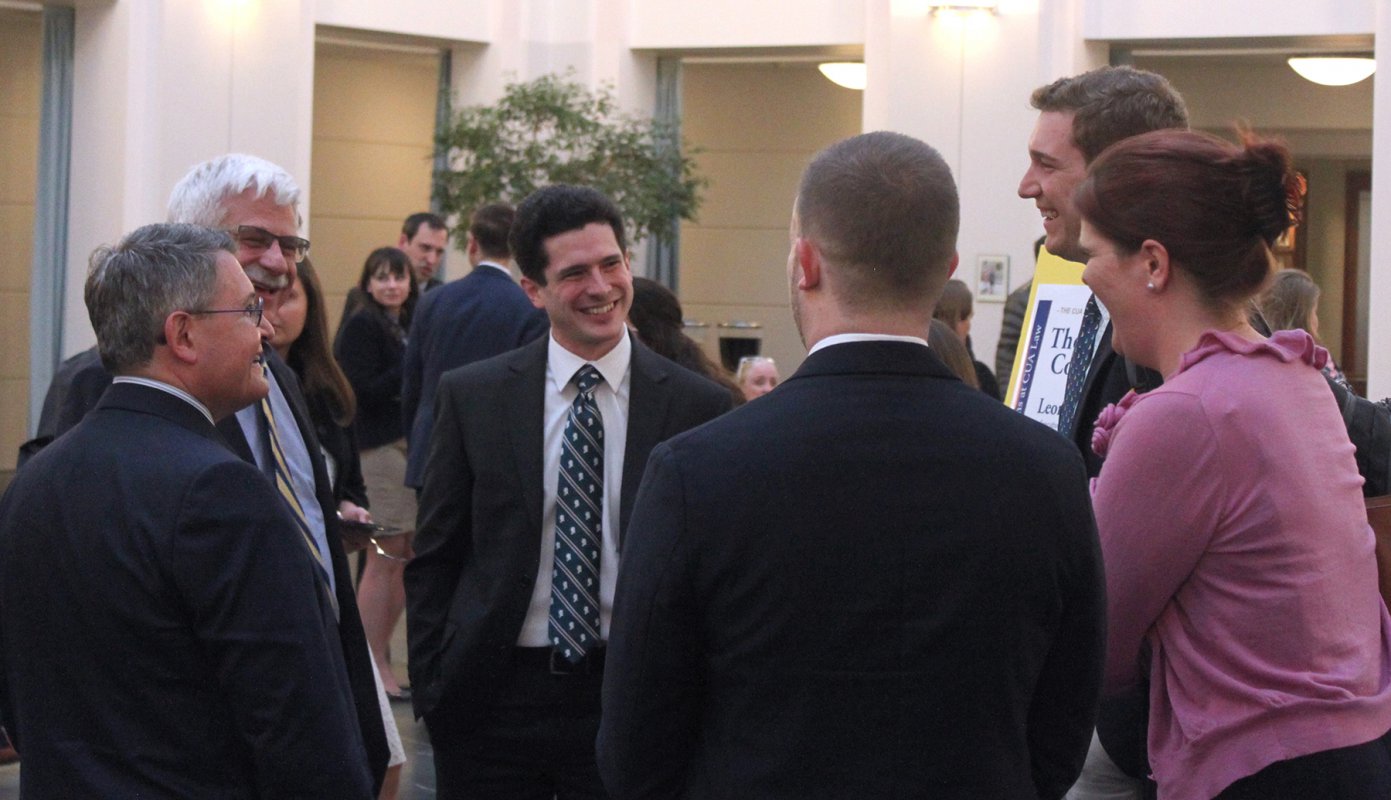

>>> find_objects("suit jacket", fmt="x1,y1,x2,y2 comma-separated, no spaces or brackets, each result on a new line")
0,383,373,798
404,334,732,722
597,340,1106,800
401,264,549,488
40,351,390,792
1072,323,1161,478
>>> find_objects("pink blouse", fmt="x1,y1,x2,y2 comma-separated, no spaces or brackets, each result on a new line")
1092,329,1391,800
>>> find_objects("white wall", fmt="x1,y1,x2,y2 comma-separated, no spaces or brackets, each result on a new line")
315,0,490,42
1087,0,1373,40
630,0,864,50
66,0,316,355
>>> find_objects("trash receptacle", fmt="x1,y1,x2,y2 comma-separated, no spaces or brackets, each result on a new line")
717,321,763,373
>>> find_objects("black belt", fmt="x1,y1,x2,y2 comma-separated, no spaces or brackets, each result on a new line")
514,645,607,676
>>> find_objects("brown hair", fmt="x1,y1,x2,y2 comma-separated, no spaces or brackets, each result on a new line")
629,277,745,406
797,131,959,311
1259,269,1320,335
1030,66,1189,163
933,279,973,329
288,258,356,426
928,319,979,389
355,246,420,333
1074,129,1303,306
470,203,515,259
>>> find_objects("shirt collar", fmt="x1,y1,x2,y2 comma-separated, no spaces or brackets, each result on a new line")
808,332,930,356
547,329,633,393
111,376,216,425
478,261,511,276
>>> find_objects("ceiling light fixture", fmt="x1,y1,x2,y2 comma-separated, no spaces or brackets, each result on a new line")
1287,56,1375,87
928,1,1000,13
818,62,867,91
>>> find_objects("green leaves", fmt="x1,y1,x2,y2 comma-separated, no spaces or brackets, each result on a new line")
434,72,705,244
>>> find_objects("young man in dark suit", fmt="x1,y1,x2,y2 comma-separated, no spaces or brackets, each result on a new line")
0,224,373,798
598,132,1106,799
405,185,731,799
1017,66,1188,476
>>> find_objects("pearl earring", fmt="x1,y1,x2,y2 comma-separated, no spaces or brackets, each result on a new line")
1147,282,1156,291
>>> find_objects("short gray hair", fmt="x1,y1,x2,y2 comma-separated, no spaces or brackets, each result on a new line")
166,153,301,227
85,223,235,373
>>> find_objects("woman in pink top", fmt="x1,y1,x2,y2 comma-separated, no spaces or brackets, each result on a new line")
1074,128,1391,799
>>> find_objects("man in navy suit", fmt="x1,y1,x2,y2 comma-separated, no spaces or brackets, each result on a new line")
401,202,549,491
405,186,731,798
598,132,1106,799
0,224,372,798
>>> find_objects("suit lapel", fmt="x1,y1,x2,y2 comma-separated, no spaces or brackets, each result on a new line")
620,341,670,548
506,337,550,540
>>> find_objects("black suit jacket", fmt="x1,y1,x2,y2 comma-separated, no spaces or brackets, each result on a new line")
597,341,1105,800
401,264,549,488
39,352,390,792
0,383,373,798
1071,323,1161,478
404,334,731,722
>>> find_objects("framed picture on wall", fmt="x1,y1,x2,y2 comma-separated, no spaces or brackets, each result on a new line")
976,255,1009,302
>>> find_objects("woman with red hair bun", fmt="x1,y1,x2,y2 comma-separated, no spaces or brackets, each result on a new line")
1075,129,1391,799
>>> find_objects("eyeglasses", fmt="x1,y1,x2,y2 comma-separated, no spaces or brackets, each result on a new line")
188,295,265,326
230,225,310,264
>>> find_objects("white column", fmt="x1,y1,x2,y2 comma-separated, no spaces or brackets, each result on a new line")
64,0,317,355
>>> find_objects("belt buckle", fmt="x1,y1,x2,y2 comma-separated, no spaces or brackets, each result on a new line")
549,648,579,676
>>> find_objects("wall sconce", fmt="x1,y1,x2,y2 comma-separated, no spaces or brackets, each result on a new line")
818,62,867,91
1288,56,1375,87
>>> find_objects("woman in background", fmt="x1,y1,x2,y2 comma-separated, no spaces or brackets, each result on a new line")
628,276,744,406
735,355,780,401
933,279,1000,400
267,258,367,516
1076,128,1391,799
927,319,979,389
335,247,419,700
268,257,406,800
1258,267,1353,390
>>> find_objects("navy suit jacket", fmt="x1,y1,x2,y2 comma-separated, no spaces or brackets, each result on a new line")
0,383,373,798
598,340,1106,800
401,264,549,488
404,334,732,722
38,351,390,792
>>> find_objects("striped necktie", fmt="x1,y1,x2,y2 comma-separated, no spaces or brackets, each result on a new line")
549,364,605,664
1057,294,1103,438
257,378,337,616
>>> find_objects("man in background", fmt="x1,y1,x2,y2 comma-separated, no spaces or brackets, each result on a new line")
340,211,451,332
401,202,548,492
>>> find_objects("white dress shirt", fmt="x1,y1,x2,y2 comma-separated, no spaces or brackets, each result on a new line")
517,331,632,646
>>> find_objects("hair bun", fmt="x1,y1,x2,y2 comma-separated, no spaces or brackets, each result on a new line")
1239,135,1304,246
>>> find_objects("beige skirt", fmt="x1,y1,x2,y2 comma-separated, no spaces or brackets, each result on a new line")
359,440,417,532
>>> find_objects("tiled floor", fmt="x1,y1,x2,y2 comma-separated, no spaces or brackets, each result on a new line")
0,613,437,799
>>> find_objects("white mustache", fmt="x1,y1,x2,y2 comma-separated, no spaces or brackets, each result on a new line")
244,265,289,290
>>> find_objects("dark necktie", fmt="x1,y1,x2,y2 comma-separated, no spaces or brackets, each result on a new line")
257,378,337,616
1057,294,1103,438
549,364,605,664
